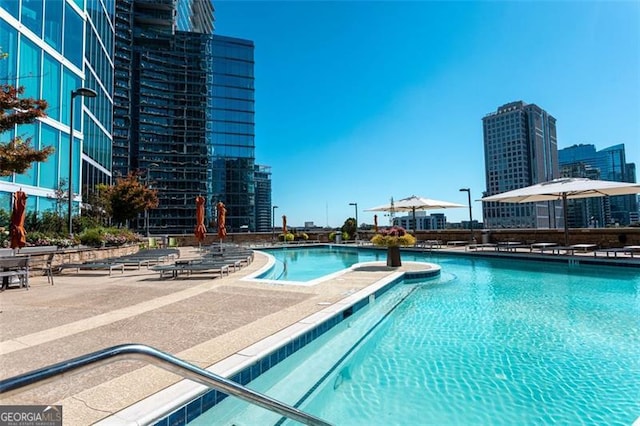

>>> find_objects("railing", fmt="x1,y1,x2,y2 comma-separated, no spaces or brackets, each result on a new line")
0,343,332,426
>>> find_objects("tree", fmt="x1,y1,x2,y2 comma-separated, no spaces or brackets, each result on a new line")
0,84,53,176
341,217,357,240
97,172,159,226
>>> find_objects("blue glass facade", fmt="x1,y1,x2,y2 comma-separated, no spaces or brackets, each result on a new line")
210,35,256,232
559,143,638,225
0,0,114,216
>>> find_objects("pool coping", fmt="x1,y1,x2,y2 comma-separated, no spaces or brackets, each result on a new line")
95,261,441,426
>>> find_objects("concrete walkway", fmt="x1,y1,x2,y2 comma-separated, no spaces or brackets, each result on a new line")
0,247,422,425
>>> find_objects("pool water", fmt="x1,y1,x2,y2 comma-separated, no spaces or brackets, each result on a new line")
255,246,382,282
195,250,640,425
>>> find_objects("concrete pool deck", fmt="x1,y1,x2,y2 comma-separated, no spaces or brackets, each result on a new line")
0,247,435,425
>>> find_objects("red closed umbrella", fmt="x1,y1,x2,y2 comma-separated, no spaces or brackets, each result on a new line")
217,202,227,241
194,196,207,243
10,190,27,249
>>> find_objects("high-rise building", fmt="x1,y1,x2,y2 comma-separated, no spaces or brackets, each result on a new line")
210,34,256,232
0,0,114,216
114,1,261,234
254,165,272,232
559,143,637,225
482,101,560,229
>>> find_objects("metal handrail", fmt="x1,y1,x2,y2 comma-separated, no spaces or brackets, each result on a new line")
0,343,332,426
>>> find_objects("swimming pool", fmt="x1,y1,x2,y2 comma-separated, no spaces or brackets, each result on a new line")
172,248,640,425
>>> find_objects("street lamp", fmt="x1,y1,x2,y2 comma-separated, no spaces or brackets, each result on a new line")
68,87,97,236
349,202,358,241
272,205,279,241
459,188,473,241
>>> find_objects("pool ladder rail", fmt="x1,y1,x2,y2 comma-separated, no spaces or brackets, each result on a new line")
0,343,333,426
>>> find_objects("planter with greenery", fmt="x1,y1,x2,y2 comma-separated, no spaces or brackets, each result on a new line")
370,226,416,267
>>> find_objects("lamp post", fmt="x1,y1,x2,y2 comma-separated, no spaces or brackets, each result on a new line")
349,202,358,241
459,188,473,241
272,205,279,241
68,87,97,236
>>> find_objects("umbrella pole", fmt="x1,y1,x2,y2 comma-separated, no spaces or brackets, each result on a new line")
562,193,569,246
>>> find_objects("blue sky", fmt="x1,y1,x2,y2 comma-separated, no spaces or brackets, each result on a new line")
214,1,640,228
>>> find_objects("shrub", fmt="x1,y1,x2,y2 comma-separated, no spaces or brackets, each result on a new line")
371,226,416,247
79,228,105,247
295,232,308,241
328,232,336,242
279,232,295,242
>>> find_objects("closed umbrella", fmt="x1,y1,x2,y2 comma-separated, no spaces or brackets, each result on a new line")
194,196,207,244
282,215,287,235
374,214,378,233
217,202,227,241
10,190,27,249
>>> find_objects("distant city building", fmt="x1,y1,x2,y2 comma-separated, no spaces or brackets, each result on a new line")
481,101,561,229
559,143,638,226
0,0,114,213
393,212,447,230
254,165,272,232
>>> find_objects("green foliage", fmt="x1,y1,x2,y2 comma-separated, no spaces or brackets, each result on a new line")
328,232,336,242
341,217,357,240
0,208,10,229
0,226,8,247
78,227,142,247
79,228,105,247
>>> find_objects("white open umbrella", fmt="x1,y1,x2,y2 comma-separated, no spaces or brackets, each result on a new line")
480,177,640,244
366,195,465,229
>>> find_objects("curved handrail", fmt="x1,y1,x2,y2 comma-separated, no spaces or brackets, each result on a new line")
0,343,332,426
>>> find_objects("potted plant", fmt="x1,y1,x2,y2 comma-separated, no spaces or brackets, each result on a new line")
370,226,416,267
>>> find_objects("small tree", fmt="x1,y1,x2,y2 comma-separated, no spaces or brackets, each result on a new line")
0,84,53,176
341,217,357,240
98,172,159,226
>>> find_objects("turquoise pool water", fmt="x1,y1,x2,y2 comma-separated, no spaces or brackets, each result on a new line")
193,249,640,425
255,246,383,282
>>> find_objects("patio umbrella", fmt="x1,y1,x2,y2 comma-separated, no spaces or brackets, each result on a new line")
374,214,378,233
10,190,27,249
480,177,640,245
216,202,227,241
366,195,465,230
282,215,287,235
194,196,207,243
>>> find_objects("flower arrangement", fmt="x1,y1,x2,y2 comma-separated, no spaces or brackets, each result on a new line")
370,226,416,247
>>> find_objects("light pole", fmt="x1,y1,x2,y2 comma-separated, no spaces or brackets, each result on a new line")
68,87,97,236
349,202,358,241
459,188,473,241
272,205,279,241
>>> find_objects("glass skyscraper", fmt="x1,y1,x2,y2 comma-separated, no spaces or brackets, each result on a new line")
559,143,637,226
482,101,560,229
0,0,114,216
